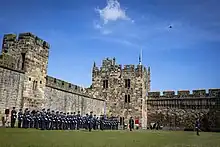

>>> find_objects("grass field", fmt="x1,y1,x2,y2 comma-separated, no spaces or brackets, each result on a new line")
0,128,220,147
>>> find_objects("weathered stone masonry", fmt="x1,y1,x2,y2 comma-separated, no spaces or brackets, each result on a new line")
0,32,104,116
0,32,220,130
147,89,220,130
87,58,151,128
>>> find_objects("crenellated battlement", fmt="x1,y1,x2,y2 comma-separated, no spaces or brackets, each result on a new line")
148,89,220,98
2,32,50,49
46,76,89,97
122,65,135,72
97,57,148,77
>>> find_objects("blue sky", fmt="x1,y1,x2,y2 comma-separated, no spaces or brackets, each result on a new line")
0,0,219,91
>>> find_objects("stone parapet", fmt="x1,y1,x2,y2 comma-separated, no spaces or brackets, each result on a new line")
148,89,220,99
46,76,103,101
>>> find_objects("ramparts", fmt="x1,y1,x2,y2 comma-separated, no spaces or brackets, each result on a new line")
3,32,50,49
148,89,220,98
45,76,104,101
96,58,148,76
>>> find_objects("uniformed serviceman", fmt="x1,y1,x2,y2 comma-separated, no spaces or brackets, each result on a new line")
22,108,27,128
41,109,46,130
59,112,63,130
29,110,35,128
100,115,104,131
45,109,50,130
88,111,93,132
67,112,71,130
26,110,31,128
93,114,97,130
17,109,23,128
129,117,134,131
10,107,17,128
62,113,66,130
73,112,77,130
77,111,81,130
51,110,55,130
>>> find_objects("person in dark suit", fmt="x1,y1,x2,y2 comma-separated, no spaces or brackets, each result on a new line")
10,107,17,128
129,117,134,131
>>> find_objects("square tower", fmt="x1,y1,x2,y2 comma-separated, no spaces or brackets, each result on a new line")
2,32,50,110
90,57,151,128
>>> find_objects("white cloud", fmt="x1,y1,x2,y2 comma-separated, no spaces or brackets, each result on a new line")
95,0,132,24
94,0,133,35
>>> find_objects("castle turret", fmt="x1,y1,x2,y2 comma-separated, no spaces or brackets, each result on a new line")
89,57,149,129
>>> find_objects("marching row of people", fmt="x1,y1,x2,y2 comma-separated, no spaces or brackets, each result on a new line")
10,107,119,131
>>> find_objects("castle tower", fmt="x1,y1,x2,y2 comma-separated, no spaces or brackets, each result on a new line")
90,57,151,128
2,33,50,110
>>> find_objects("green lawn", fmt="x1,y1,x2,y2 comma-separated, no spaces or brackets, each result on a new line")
0,128,220,147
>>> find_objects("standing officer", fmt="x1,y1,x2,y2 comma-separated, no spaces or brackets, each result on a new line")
59,112,63,130
55,111,59,130
10,107,17,128
93,114,97,130
88,112,93,132
73,112,77,130
22,108,28,128
77,111,81,130
195,119,200,136
129,117,134,131
100,115,104,131
41,109,46,130
17,109,23,128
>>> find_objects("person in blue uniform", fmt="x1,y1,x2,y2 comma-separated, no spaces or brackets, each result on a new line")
55,111,59,130
59,112,63,130
93,114,97,130
88,112,93,132
195,119,200,136
73,112,77,130
77,111,81,130
17,109,23,128
51,110,55,130
41,109,46,130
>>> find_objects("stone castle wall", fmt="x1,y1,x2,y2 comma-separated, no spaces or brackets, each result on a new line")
0,32,104,115
0,66,24,114
147,89,220,130
45,76,104,115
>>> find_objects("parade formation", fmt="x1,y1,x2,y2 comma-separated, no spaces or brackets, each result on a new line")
9,107,119,131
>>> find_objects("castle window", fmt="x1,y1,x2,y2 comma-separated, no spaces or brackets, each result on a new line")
103,80,108,89
21,53,26,70
33,81,37,90
40,81,42,84
62,82,64,86
128,95,130,103
29,78,31,81
54,78,56,83
69,84,71,88
75,86,77,90
125,95,128,103
125,79,131,88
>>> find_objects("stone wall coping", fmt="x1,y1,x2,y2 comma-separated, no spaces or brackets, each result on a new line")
147,97,217,100
148,89,220,98
46,76,104,101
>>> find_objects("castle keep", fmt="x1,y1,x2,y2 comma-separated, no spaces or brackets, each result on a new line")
0,32,220,130
87,58,150,128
